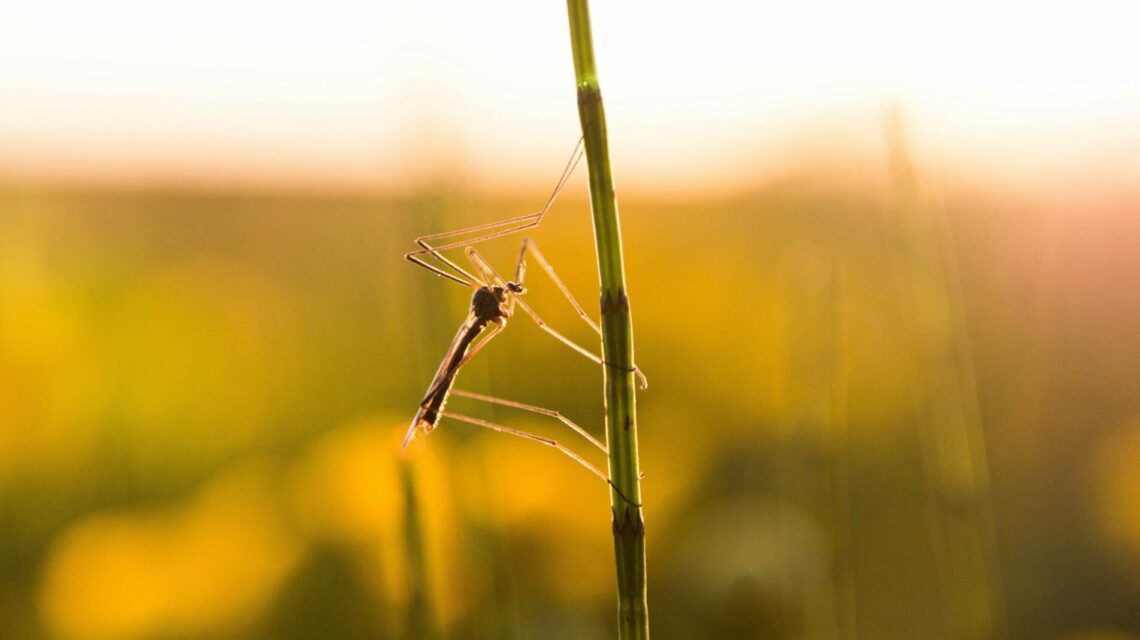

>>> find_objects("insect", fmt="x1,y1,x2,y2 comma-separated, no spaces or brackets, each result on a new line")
402,138,644,499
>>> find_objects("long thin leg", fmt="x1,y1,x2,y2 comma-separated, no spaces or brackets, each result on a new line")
464,246,503,289
408,216,535,287
513,297,649,389
438,409,639,507
451,388,607,453
513,297,602,365
407,248,478,288
511,239,648,389
420,238,486,283
408,138,584,253
404,138,585,283
516,239,601,334
405,226,513,291
408,214,543,257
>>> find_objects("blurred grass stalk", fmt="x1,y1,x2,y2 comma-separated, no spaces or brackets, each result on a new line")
565,1,649,638
884,106,1006,639
401,461,439,640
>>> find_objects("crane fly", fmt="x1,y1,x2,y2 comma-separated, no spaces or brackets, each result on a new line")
403,279,520,446
401,138,645,502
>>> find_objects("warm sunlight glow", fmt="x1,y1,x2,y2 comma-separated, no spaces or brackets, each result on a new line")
1093,420,1140,552
2,0,1138,191
38,462,301,640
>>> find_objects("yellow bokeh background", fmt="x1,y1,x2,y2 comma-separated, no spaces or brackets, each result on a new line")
3,4,1140,637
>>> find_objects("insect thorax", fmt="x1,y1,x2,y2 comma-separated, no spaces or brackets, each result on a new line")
471,286,506,320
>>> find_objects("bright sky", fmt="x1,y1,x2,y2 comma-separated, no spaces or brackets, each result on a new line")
2,0,1138,193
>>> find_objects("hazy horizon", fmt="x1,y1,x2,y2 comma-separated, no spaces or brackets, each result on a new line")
3,1,1139,196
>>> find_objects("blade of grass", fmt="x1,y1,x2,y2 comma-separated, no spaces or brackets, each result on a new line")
883,105,1006,639
401,460,440,640
564,2,649,638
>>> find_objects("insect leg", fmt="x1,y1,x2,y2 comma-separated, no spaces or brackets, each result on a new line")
511,238,648,388
404,138,585,279
438,409,639,507
516,238,599,333
463,246,504,288
512,297,649,389
451,388,607,454
406,246,479,288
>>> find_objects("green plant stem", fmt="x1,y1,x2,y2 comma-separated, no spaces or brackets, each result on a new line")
565,2,649,638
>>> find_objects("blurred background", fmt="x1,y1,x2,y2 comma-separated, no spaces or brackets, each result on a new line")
3,1,1140,639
